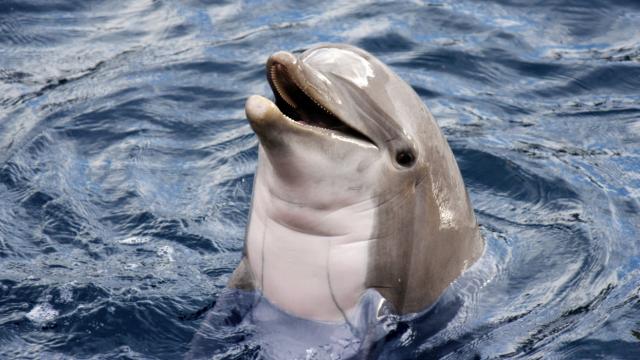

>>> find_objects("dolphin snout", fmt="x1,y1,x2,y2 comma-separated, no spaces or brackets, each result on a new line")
267,51,297,68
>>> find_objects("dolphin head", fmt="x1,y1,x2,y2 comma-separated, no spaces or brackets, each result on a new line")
245,44,433,213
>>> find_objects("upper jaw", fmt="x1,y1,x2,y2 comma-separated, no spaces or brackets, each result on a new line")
244,50,377,148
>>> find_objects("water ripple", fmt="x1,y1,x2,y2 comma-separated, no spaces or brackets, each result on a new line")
0,0,639,359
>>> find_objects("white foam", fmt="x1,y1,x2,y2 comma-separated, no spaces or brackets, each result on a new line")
26,303,58,324
157,245,174,262
58,286,73,304
118,236,150,245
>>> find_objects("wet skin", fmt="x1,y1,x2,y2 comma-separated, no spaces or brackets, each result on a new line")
231,43,484,322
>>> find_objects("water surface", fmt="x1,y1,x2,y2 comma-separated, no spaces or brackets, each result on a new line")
1,0,639,358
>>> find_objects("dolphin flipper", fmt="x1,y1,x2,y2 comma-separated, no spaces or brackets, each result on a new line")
227,256,255,290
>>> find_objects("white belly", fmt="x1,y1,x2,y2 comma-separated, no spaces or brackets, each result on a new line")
246,177,376,322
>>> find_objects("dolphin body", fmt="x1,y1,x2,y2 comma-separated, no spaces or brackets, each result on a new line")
188,44,484,359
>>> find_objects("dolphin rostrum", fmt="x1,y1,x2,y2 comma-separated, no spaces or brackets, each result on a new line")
229,43,484,323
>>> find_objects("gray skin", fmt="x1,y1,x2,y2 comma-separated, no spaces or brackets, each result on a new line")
230,43,484,323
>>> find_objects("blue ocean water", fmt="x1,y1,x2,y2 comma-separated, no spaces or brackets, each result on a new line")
1,0,639,358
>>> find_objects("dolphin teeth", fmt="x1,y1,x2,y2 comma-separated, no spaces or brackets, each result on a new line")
269,63,338,120
267,62,372,143
270,65,298,110
297,85,337,119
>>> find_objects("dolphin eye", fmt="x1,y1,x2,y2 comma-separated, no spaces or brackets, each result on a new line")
396,150,415,167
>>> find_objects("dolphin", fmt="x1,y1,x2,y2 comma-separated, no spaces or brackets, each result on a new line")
188,43,484,358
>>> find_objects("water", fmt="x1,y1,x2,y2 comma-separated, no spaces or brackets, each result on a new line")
0,0,639,358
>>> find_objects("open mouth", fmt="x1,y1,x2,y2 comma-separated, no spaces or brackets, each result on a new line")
267,62,373,144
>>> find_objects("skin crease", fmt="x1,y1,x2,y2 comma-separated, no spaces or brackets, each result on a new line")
229,43,484,323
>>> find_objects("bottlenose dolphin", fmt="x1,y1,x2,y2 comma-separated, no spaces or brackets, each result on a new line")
188,43,484,358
